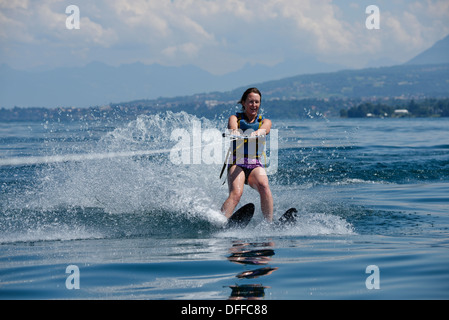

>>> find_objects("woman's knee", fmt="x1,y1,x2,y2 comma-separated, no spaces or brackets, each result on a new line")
257,182,272,198
248,169,270,192
229,190,243,203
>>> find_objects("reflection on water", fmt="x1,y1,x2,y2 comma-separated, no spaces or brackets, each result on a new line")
226,241,278,300
228,284,269,300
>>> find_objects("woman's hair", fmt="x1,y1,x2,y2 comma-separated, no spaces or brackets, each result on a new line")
238,87,262,106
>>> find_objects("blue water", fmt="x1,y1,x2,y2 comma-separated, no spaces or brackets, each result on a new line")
1,114,448,299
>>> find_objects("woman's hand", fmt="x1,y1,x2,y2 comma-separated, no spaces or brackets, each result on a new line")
250,129,266,137
230,129,241,136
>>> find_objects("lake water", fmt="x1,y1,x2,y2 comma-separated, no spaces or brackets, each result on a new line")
1,113,448,300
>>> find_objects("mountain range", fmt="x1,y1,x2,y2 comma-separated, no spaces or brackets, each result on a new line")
0,53,342,109
405,34,449,66
0,35,448,109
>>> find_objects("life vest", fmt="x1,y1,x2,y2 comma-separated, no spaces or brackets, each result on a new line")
219,112,268,181
232,112,266,164
236,112,263,131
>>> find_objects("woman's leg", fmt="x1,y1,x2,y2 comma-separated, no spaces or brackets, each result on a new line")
221,165,245,219
248,167,273,222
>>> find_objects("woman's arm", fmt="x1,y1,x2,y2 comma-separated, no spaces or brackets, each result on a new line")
228,115,240,135
252,118,271,136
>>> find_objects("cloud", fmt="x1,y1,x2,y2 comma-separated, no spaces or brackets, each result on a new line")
377,0,449,61
0,0,116,46
162,42,200,58
0,0,29,10
270,0,355,52
1,0,448,72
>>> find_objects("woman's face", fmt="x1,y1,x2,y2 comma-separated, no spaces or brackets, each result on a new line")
242,92,261,118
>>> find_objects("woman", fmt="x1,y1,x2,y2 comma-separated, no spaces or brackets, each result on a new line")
221,88,273,222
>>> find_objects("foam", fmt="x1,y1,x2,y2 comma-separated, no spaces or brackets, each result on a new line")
1,112,355,242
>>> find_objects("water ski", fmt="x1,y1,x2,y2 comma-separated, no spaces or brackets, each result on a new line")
277,208,298,226
226,203,255,229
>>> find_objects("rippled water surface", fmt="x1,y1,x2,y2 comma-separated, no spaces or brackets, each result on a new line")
1,115,448,299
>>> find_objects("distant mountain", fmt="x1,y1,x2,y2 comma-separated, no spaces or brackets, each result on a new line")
222,63,449,102
113,63,449,119
405,34,449,65
0,62,219,109
1,34,448,109
0,55,343,109
2,62,449,122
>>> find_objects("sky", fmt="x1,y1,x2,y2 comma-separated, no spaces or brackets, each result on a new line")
1,0,449,75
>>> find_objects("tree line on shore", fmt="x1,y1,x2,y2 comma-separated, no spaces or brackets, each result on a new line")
1,98,449,122
339,98,449,118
